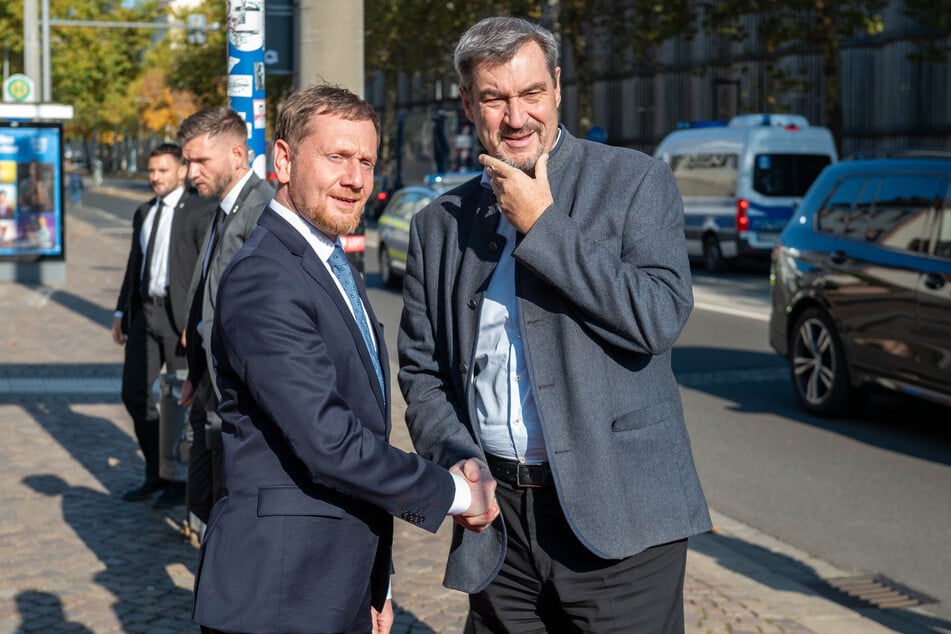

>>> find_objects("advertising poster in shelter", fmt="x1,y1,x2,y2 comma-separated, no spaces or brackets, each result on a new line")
0,122,63,258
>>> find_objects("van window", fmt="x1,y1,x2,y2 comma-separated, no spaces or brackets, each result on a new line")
669,154,738,197
753,154,832,197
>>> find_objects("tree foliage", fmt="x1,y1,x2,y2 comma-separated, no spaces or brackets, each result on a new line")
700,0,889,150
165,0,228,109
0,0,158,142
364,0,541,167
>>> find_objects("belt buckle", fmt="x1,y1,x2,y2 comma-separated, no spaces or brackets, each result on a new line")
516,464,545,488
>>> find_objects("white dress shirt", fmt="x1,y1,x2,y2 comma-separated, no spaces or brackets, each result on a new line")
269,200,472,515
140,186,184,298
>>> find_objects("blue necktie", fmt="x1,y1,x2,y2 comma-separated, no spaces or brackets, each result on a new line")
328,245,385,399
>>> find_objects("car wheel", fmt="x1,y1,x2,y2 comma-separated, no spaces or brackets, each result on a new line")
789,307,862,416
703,235,727,273
378,243,398,289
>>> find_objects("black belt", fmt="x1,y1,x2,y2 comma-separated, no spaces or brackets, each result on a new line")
143,295,167,307
485,454,551,488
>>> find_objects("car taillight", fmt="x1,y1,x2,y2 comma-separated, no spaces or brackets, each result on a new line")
340,234,366,253
736,198,750,232
376,191,387,202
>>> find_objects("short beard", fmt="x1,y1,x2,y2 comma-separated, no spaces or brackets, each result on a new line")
496,125,545,174
498,151,541,175
309,210,362,238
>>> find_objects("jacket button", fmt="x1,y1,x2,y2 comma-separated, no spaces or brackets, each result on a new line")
459,362,469,375
468,299,477,309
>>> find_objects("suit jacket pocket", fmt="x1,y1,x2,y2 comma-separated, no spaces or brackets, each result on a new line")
256,485,346,518
611,399,676,432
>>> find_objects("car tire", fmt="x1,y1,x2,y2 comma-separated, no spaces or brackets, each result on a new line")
703,235,727,273
789,307,863,417
378,243,399,289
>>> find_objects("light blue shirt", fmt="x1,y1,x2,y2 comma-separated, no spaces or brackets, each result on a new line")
471,127,564,464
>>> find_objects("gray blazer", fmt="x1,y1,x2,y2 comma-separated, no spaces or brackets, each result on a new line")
185,171,274,403
398,128,712,594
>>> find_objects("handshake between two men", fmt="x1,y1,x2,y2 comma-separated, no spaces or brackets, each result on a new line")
452,458,500,532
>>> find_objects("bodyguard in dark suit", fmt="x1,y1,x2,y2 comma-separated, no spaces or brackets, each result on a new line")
398,17,712,632
192,84,497,634
112,143,215,505
176,107,275,524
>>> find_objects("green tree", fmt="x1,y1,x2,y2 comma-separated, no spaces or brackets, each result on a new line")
166,0,228,109
364,0,540,173
901,0,951,63
701,0,888,151
0,0,157,150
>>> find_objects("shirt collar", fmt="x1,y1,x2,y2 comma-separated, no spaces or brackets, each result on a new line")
269,199,338,263
160,186,185,209
220,169,254,215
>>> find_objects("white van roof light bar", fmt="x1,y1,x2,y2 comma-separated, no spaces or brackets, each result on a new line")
728,113,810,128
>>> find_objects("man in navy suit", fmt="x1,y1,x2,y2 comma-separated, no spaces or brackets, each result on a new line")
192,84,498,634
112,143,215,506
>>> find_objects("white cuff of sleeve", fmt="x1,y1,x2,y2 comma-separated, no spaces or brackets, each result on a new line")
386,580,392,601
447,473,471,516
114,311,123,318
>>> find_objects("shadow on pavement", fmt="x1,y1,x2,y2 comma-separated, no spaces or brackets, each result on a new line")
14,590,94,634
48,287,117,331
23,473,196,632
672,346,951,467
691,532,951,634
20,399,132,494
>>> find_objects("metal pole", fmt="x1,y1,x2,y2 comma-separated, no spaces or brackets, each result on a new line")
42,0,51,101
23,0,40,100
227,0,267,177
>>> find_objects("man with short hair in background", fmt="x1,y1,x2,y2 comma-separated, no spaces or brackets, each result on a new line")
113,143,215,507
177,107,274,525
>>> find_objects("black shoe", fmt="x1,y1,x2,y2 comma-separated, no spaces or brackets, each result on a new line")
153,482,186,508
122,478,165,502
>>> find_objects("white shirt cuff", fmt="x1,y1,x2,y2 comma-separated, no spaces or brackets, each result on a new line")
447,473,471,516
114,310,123,318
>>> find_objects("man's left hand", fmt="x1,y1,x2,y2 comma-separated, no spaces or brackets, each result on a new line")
371,599,394,634
481,152,553,234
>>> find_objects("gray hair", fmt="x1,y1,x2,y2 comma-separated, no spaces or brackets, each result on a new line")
453,17,559,92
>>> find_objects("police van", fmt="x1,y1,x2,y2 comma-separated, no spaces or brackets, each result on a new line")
654,114,837,272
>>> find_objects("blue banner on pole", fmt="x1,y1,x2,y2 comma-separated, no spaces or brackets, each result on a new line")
227,0,267,178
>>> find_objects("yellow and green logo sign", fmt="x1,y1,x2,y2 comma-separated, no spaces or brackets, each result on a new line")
3,74,35,103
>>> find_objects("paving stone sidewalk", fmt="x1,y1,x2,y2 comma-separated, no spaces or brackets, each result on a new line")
0,184,945,633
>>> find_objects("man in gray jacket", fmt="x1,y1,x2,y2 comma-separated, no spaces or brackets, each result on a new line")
398,16,712,633
176,107,274,524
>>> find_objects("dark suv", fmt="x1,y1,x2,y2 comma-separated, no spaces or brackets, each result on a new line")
769,154,951,416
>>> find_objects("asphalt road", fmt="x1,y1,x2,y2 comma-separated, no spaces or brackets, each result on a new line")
77,187,951,621
678,271,951,621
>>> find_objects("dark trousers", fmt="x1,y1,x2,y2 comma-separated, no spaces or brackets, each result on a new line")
465,480,687,634
186,391,222,524
121,301,185,482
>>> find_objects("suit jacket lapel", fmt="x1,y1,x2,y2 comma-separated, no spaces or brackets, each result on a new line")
260,209,388,414
221,173,265,231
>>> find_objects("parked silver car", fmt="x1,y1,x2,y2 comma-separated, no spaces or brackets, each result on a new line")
377,172,480,288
